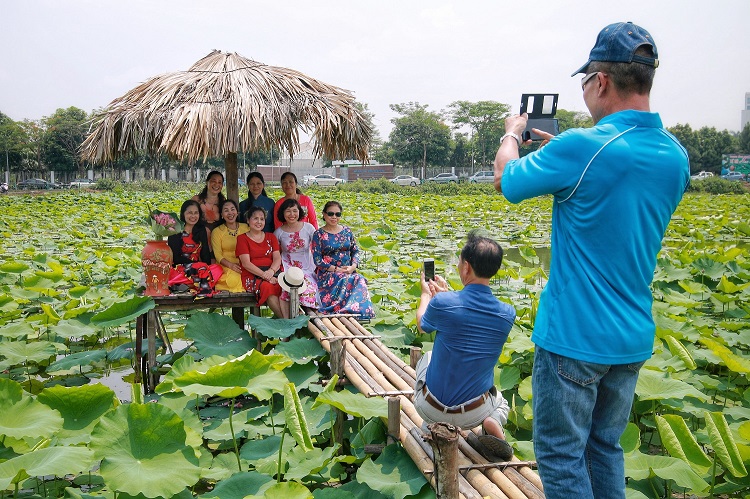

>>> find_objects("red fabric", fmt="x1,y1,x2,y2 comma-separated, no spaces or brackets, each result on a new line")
272,195,318,230
235,232,282,305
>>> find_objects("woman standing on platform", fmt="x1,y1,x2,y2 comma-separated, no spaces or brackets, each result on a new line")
168,200,222,296
235,206,285,318
274,198,319,313
192,170,226,231
238,171,275,231
211,199,249,293
311,201,374,318
272,172,318,231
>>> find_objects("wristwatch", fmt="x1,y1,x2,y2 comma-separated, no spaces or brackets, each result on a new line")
501,132,521,147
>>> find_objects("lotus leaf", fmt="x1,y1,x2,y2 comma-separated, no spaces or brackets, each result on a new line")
184,312,254,358
356,444,427,498
0,446,96,491
49,319,99,340
261,481,314,499
91,295,155,327
284,383,314,451
624,450,709,493
46,349,107,372
0,321,35,339
89,403,202,498
635,368,708,402
313,384,387,420
274,337,326,364
246,315,310,339
655,414,712,474
200,470,275,498
704,410,748,478
36,384,119,443
0,340,57,366
283,444,341,481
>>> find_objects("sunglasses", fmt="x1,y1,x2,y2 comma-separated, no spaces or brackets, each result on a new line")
325,211,342,217
580,71,600,90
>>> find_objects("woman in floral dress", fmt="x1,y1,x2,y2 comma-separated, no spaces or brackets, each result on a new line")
311,201,374,318
274,198,319,312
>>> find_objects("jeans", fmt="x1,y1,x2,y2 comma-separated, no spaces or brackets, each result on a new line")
532,347,645,499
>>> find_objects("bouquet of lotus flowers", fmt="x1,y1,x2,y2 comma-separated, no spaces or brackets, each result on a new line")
146,207,183,240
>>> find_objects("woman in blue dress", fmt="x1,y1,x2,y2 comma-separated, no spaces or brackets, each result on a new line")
311,201,375,318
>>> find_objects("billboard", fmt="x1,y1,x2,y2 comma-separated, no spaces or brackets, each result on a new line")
722,154,750,174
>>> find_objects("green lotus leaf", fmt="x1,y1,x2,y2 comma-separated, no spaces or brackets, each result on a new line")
0,445,96,491
691,258,726,280
240,434,286,462
704,411,748,478
739,420,750,441
0,262,29,273
699,337,750,374
0,378,24,406
0,340,57,365
91,295,155,327
246,315,309,339
664,336,697,370
312,381,387,419
620,423,641,453
46,349,107,372
356,444,427,498
284,444,340,481
283,362,322,392
358,236,377,249
284,383,314,451
274,336,326,363
200,470,274,498
717,275,750,294
160,351,289,400
68,285,92,298
0,321,35,339
656,414,711,474
89,403,201,497
0,395,63,440
261,480,314,499
0,294,18,313
635,368,708,402
36,384,119,444
49,319,99,340
184,312,253,358
624,449,709,493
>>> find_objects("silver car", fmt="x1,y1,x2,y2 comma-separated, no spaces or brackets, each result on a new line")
390,175,421,186
304,174,346,186
469,171,495,183
425,172,458,183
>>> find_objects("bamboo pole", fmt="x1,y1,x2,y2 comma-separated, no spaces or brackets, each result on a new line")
427,423,460,498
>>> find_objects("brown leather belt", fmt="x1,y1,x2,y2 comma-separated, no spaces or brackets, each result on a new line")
421,385,488,414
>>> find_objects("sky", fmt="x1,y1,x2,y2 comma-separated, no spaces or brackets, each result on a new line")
2,0,749,141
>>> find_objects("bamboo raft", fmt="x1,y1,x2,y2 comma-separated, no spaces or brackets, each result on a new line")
305,311,545,499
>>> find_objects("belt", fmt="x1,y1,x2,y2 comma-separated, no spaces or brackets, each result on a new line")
421,385,489,414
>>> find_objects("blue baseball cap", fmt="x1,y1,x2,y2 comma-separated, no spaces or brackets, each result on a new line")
571,22,659,76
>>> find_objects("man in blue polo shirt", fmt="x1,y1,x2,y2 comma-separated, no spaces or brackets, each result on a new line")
493,22,690,498
415,230,516,460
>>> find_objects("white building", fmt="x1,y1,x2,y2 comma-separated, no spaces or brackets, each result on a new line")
742,92,750,131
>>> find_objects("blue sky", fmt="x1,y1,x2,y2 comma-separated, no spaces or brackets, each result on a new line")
2,0,749,137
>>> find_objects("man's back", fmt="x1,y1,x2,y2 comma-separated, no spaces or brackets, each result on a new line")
502,109,690,363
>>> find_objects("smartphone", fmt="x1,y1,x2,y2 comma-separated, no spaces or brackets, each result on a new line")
423,258,435,281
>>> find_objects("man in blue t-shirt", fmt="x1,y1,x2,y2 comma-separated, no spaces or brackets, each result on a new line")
414,231,516,460
494,22,689,498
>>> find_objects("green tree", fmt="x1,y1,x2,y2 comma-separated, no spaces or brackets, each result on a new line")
355,102,381,160
694,126,737,173
448,100,510,169
555,109,593,132
0,112,26,178
449,133,471,170
738,122,750,154
385,102,453,177
43,107,89,174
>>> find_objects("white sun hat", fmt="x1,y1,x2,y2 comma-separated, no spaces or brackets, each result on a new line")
278,266,305,292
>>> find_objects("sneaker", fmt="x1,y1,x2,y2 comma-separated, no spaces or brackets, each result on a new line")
466,432,514,462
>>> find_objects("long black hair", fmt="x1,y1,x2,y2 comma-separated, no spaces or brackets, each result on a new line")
246,171,269,198
196,170,227,205
280,171,303,195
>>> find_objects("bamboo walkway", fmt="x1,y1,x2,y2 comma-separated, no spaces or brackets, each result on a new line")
305,311,545,499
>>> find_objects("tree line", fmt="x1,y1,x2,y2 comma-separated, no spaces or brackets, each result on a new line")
2,102,749,180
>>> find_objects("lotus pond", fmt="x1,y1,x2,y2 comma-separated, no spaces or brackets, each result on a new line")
1,185,750,498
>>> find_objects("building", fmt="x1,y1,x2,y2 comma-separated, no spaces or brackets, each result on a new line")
742,92,750,131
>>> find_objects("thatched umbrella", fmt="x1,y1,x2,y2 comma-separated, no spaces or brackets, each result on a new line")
80,50,372,202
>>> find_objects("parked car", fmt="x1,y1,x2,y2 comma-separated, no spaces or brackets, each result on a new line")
16,178,60,190
690,171,714,181
425,172,458,184
69,178,97,188
721,172,746,181
303,174,346,186
390,175,421,186
469,170,495,183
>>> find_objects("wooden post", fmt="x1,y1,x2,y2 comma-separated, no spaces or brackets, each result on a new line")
410,346,422,369
330,339,347,446
426,422,459,499
387,397,400,445
225,152,239,204
288,285,300,319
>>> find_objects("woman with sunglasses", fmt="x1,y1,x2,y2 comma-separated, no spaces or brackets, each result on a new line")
311,201,374,318
272,172,318,231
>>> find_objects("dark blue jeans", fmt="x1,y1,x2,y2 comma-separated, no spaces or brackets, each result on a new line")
532,347,645,499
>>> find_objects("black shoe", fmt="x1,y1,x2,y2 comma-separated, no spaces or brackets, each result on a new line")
466,432,514,462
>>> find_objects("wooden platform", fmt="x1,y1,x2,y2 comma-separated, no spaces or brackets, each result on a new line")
305,311,545,499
